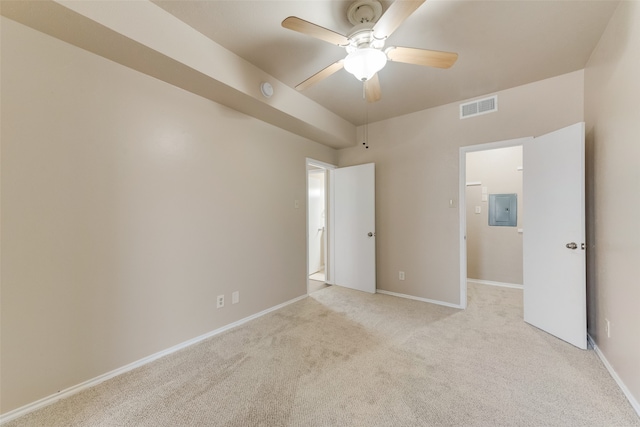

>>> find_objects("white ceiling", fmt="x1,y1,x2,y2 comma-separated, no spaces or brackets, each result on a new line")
153,0,618,126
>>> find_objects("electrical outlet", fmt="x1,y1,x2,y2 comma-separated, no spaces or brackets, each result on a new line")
399,271,405,280
217,295,224,308
232,291,239,304
605,318,610,338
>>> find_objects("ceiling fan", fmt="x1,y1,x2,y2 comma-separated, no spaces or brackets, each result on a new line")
282,0,458,103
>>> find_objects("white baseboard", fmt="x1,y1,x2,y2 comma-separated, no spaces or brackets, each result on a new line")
376,289,463,309
588,334,640,417
0,294,308,425
467,278,523,289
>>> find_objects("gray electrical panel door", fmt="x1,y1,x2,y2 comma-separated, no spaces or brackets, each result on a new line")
489,193,517,226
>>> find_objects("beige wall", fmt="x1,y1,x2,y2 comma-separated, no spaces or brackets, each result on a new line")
6,1,638,415
584,0,640,407
339,70,584,305
466,146,523,285
0,17,337,413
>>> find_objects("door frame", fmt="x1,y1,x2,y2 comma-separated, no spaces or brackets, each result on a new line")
306,158,336,291
458,137,532,308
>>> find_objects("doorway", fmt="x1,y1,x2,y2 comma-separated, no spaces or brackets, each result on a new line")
308,168,327,285
306,159,334,294
465,145,524,292
459,138,531,309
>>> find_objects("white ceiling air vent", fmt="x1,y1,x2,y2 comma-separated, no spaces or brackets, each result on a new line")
460,95,498,119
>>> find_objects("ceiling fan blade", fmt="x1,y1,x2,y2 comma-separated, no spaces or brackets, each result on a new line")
295,61,344,91
282,16,350,46
364,74,382,103
373,0,426,40
387,46,458,69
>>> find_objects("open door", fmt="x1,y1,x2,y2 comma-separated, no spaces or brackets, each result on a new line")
332,163,376,293
523,123,586,349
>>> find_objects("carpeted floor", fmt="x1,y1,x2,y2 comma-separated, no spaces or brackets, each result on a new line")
6,283,639,426
308,279,329,294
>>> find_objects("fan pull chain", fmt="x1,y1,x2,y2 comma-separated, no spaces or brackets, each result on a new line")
362,98,369,149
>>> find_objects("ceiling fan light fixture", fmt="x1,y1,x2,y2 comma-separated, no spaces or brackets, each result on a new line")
343,48,387,82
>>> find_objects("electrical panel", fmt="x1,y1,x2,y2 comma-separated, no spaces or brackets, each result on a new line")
489,193,517,226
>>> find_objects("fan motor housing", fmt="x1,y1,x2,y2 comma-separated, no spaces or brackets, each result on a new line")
347,1,383,26
347,24,385,52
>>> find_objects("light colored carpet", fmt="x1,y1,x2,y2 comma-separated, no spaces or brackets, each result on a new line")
308,279,328,294
7,283,639,426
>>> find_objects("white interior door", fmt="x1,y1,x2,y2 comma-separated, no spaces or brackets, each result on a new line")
332,163,376,293
523,122,586,349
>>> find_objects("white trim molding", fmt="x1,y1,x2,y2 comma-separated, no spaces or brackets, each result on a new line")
467,279,523,290
376,289,463,309
0,294,308,425
587,334,640,417
305,157,336,171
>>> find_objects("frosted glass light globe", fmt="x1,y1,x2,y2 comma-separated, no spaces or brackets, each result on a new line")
343,48,387,82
